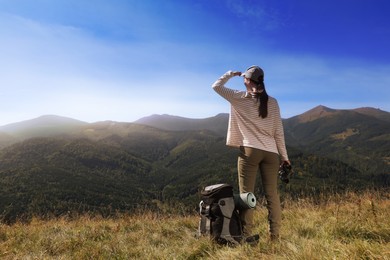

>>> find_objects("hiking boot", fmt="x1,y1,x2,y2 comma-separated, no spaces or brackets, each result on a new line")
244,234,260,246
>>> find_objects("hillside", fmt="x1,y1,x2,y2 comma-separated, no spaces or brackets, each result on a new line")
283,105,390,175
137,106,390,177
0,115,87,146
0,137,152,222
0,125,240,223
135,113,229,136
0,106,389,222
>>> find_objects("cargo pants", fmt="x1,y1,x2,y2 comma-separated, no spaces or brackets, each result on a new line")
238,146,281,239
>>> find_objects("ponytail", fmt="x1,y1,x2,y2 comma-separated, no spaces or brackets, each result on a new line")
256,81,268,118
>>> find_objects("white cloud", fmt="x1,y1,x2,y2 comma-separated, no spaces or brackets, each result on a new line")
225,0,282,31
0,7,389,126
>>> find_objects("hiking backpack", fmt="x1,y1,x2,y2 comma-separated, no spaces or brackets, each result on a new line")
198,184,243,245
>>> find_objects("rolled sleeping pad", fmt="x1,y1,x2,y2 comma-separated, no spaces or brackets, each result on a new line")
234,192,256,209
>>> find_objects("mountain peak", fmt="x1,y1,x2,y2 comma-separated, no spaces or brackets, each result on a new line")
1,115,86,129
135,113,229,136
0,115,87,139
296,105,336,123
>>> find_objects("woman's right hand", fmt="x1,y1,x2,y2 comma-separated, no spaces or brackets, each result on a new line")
232,71,242,77
282,160,291,166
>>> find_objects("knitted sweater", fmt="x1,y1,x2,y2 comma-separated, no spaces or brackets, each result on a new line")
212,71,289,161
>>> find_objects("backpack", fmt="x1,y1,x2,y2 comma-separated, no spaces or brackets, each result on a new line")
198,184,243,245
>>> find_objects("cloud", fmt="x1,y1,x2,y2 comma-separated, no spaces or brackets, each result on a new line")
0,11,220,124
225,0,284,31
0,4,389,126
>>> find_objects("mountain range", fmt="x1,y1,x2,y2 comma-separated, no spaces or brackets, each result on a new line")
136,105,390,176
0,105,389,223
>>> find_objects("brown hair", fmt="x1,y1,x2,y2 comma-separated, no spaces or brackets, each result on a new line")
251,78,268,118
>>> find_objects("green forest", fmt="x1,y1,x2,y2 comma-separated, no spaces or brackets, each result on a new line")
0,107,389,223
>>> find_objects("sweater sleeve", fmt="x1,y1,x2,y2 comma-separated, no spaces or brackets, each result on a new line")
212,71,235,88
273,100,289,161
212,71,239,100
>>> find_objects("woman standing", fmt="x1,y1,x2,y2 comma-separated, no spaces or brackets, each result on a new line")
212,66,290,241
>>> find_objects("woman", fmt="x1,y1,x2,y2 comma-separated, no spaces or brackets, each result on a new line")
212,66,290,241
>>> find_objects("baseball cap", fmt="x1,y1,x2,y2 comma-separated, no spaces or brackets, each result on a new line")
241,66,264,83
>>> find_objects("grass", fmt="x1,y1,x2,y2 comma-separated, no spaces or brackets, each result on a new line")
0,191,389,259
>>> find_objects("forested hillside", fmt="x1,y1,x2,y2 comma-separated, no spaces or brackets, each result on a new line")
0,106,389,223
283,106,390,176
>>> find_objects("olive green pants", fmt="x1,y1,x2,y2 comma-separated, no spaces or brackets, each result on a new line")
238,146,281,238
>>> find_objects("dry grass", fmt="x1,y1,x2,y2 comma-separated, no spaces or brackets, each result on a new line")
0,191,389,259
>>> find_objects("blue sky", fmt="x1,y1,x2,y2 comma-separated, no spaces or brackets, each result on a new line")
1,0,389,125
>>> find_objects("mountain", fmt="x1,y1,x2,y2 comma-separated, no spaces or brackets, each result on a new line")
353,107,390,122
0,115,88,141
283,105,390,144
135,113,229,136
0,132,18,149
0,106,389,223
285,105,390,127
0,125,238,223
1,106,389,173
136,106,390,175
135,105,390,174
283,105,390,174
287,105,337,125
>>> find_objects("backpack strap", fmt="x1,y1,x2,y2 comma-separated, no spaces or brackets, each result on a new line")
198,201,211,236
204,205,211,234
218,197,240,245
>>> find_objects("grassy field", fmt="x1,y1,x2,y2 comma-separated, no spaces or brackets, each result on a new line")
0,191,389,259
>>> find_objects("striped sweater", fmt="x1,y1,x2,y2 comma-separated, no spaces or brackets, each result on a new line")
212,71,289,161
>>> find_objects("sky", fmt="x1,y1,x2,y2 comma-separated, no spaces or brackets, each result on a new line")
0,0,389,126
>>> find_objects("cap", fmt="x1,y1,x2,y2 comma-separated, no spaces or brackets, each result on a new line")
241,65,264,83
